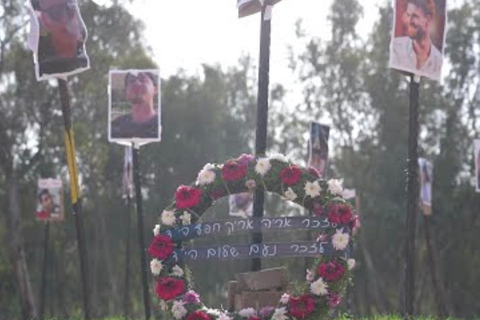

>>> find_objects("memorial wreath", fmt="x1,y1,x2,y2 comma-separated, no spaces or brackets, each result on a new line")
148,153,358,320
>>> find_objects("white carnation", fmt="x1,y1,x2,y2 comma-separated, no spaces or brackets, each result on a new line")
279,293,290,304
180,212,192,226
306,269,314,282
310,277,328,296
172,300,187,319
255,158,271,176
327,179,343,196
268,153,288,163
153,224,161,236
196,169,216,186
347,258,356,270
204,308,221,316
150,259,163,276
284,187,297,201
332,229,350,250
203,163,216,171
171,265,184,277
161,210,176,226
239,307,256,318
304,180,322,198
271,307,288,320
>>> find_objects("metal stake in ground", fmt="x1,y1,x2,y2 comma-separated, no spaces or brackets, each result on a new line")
39,222,50,319
132,143,151,320
57,79,91,320
405,74,420,317
252,0,273,272
124,194,132,319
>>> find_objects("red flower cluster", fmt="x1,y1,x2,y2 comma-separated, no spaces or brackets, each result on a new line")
236,154,255,166
328,293,342,308
221,160,247,181
288,294,316,319
327,204,353,224
175,185,202,209
280,165,302,186
186,311,211,320
155,277,185,300
247,316,262,320
308,166,321,178
317,260,345,282
148,235,174,260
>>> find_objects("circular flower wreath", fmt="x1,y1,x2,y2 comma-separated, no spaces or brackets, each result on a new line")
148,153,359,320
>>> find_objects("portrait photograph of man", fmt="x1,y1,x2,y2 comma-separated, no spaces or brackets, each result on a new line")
389,0,447,81
36,179,64,222
308,122,330,178
28,0,90,80
109,69,161,144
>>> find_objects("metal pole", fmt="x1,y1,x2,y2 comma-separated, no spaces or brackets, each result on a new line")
39,222,50,319
124,195,132,319
405,75,420,317
58,79,91,320
251,0,272,273
132,143,151,320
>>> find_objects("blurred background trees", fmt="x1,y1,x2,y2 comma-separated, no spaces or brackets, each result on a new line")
0,0,479,318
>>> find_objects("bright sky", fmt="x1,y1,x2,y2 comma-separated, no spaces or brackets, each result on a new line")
125,0,387,78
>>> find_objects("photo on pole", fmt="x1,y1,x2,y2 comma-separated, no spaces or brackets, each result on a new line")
307,122,330,178
418,158,433,215
228,193,253,218
389,0,447,81
27,0,90,81
36,179,64,222
475,140,480,193
237,0,283,18
108,69,162,145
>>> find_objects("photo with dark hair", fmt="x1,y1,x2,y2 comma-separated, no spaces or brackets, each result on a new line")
389,0,447,81
36,179,64,222
27,0,90,80
109,69,161,144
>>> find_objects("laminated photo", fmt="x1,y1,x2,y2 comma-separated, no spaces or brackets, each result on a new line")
389,0,447,81
27,0,90,81
308,122,330,178
108,69,162,145
36,179,64,222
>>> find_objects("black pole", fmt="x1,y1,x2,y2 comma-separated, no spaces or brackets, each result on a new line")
132,144,151,320
251,0,272,273
39,222,50,319
124,194,132,319
58,79,91,320
405,75,420,317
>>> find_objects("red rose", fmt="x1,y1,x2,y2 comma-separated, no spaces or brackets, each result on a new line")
148,235,174,260
288,295,316,319
221,160,247,181
327,204,352,224
175,185,202,209
155,277,185,301
317,261,345,282
280,165,302,186
247,317,262,320
186,311,211,320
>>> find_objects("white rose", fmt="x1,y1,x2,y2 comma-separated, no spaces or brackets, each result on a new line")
150,259,163,276
196,169,216,186
304,180,322,198
310,277,328,296
327,179,343,196
332,229,350,250
161,210,176,226
255,158,271,176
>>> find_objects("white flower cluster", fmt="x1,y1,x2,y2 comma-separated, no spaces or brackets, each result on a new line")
327,179,343,196
310,278,328,296
332,229,350,250
161,210,176,226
